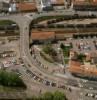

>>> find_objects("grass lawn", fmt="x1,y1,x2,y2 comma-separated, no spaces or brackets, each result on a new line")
40,52,54,63
60,43,71,64
0,20,15,26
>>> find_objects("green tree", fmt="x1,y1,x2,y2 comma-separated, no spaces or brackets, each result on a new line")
0,70,26,88
53,91,67,100
77,54,86,62
43,44,57,56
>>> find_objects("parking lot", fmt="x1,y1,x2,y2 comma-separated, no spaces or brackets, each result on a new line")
60,37,97,54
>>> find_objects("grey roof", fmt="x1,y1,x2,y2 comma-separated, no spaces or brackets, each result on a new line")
41,0,52,6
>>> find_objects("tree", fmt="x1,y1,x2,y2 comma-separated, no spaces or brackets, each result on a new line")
0,70,26,88
43,44,57,56
77,54,86,62
60,43,65,49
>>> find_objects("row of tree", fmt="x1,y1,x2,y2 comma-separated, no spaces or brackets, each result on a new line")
27,91,67,100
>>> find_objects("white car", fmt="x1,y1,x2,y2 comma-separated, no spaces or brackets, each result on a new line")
82,80,88,83
89,87,93,90
86,93,94,97
94,95,97,99
79,84,83,88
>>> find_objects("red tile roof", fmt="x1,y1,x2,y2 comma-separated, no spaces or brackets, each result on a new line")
73,0,97,5
17,2,37,12
69,61,97,76
31,31,55,40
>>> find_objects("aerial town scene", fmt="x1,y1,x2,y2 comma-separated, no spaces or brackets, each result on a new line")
1,0,97,100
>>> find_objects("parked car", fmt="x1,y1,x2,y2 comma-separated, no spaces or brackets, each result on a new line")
85,93,94,97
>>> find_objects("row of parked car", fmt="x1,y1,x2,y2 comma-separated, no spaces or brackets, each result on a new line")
0,51,16,58
26,69,56,87
85,93,97,99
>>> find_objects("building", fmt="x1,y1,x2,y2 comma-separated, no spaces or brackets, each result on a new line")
0,1,9,12
41,0,52,7
69,51,97,80
51,0,65,5
69,60,97,80
16,2,37,12
31,31,55,43
40,0,53,11
0,0,10,3
9,2,17,12
31,29,74,42
72,0,97,10
51,0,66,9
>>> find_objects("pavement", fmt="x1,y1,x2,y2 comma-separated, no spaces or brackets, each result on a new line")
65,38,97,54
31,45,64,74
